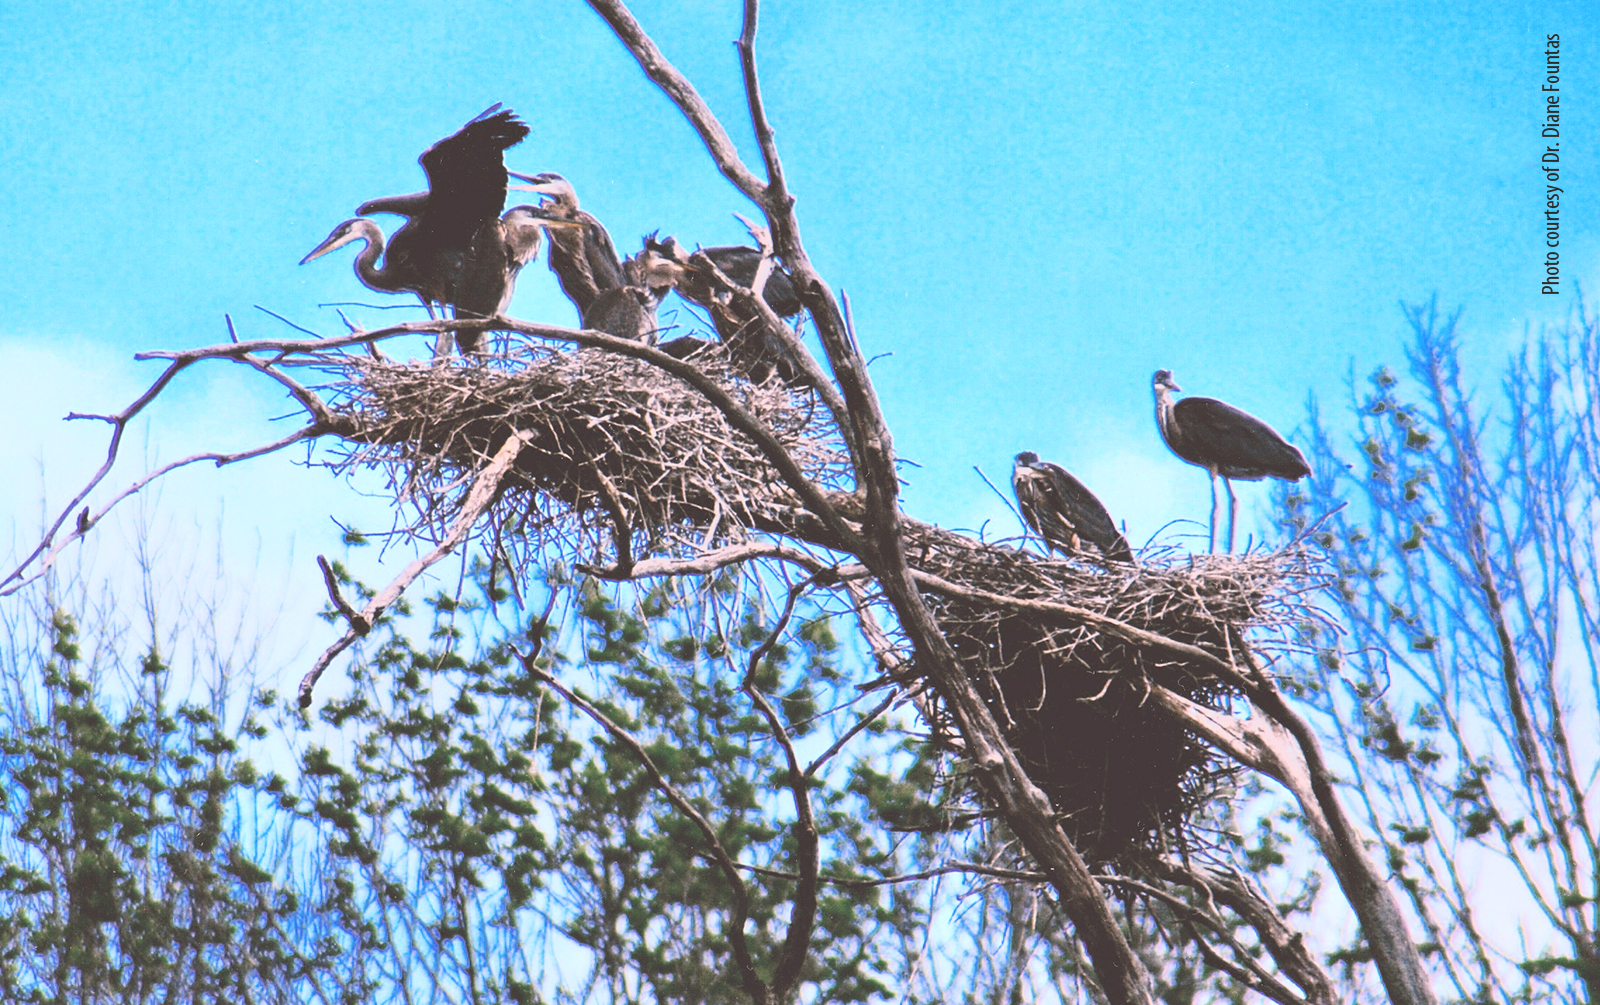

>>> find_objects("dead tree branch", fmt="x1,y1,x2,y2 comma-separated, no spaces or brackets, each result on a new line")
297,429,534,707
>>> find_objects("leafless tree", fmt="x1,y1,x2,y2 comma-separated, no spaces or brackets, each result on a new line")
1289,301,1600,1004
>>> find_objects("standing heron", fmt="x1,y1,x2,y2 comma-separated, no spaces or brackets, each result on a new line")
301,203,579,354
1012,452,1135,564
507,171,625,319
1151,369,1309,553
302,105,529,350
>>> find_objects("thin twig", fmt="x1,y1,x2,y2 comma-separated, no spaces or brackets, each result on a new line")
522,653,768,1003
297,430,534,708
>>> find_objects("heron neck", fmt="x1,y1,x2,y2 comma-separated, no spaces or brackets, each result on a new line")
350,222,401,293
1154,388,1181,449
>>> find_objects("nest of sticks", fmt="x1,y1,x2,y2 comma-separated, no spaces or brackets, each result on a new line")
906,527,1312,863
319,344,850,566
317,341,1312,865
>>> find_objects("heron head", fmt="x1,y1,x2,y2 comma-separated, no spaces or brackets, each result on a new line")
630,243,689,291
1014,451,1040,467
299,218,378,265
507,171,577,205
503,205,586,230
1152,369,1180,393
643,232,691,264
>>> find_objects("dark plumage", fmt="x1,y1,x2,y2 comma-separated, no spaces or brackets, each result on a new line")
644,235,805,384
1012,452,1135,564
1151,369,1309,553
303,105,529,327
508,172,625,318
654,239,803,318
451,204,579,352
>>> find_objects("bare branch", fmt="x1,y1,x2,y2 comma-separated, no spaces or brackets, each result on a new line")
740,574,820,999
737,0,791,212
2,423,322,598
297,430,535,708
317,555,365,631
579,541,850,581
584,0,769,201
739,859,1048,888
804,689,898,779
524,653,770,1004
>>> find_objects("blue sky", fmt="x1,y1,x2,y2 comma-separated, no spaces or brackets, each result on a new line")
1,1,1593,616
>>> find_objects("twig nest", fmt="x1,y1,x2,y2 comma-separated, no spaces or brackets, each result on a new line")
322,345,849,564
910,531,1316,863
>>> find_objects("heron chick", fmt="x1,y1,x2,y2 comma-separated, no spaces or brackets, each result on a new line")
1012,451,1135,564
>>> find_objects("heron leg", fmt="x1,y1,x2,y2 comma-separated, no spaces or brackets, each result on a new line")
1225,478,1238,553
1207,472,1219,554
432,302,458,360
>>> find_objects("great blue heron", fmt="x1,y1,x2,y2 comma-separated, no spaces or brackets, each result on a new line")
298,217,415,296
302,105,528,336
1012,452,1135,564
1151,369,1309,553
452,204,584,352
507,171,625,319
651,237,803,318
643,235,804,383
301,203,579,354
580,242,687,342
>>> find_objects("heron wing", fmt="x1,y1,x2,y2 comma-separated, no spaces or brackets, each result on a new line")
1012,464,1076,554
1040,462,1133,561
1174,397,1309,480
703,246,803,316
418,107,529,239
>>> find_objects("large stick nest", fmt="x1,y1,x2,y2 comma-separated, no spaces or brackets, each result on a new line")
317,342,1315,866
320,344,850,564
905,526,1314,863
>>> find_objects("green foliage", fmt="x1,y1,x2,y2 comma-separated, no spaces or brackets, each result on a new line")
269,561,942,1004
0,610,323,1005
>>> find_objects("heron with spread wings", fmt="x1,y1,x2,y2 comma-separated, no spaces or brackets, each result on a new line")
302,105,556,352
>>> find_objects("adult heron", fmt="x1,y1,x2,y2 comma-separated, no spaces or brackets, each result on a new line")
303,105,529,326
1012,452,1135,564
1151,369,1309,553
301,203,580,354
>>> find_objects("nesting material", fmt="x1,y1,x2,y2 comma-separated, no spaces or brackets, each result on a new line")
321,345,850,562
320,343,1310,865
902,527,1312,863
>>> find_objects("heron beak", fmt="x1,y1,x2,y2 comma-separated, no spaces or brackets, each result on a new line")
299,226,357,265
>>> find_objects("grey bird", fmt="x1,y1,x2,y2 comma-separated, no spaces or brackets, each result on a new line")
1151,369,1310,553
507,171,626,319
1012,451,1135,564
304,105,530,317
